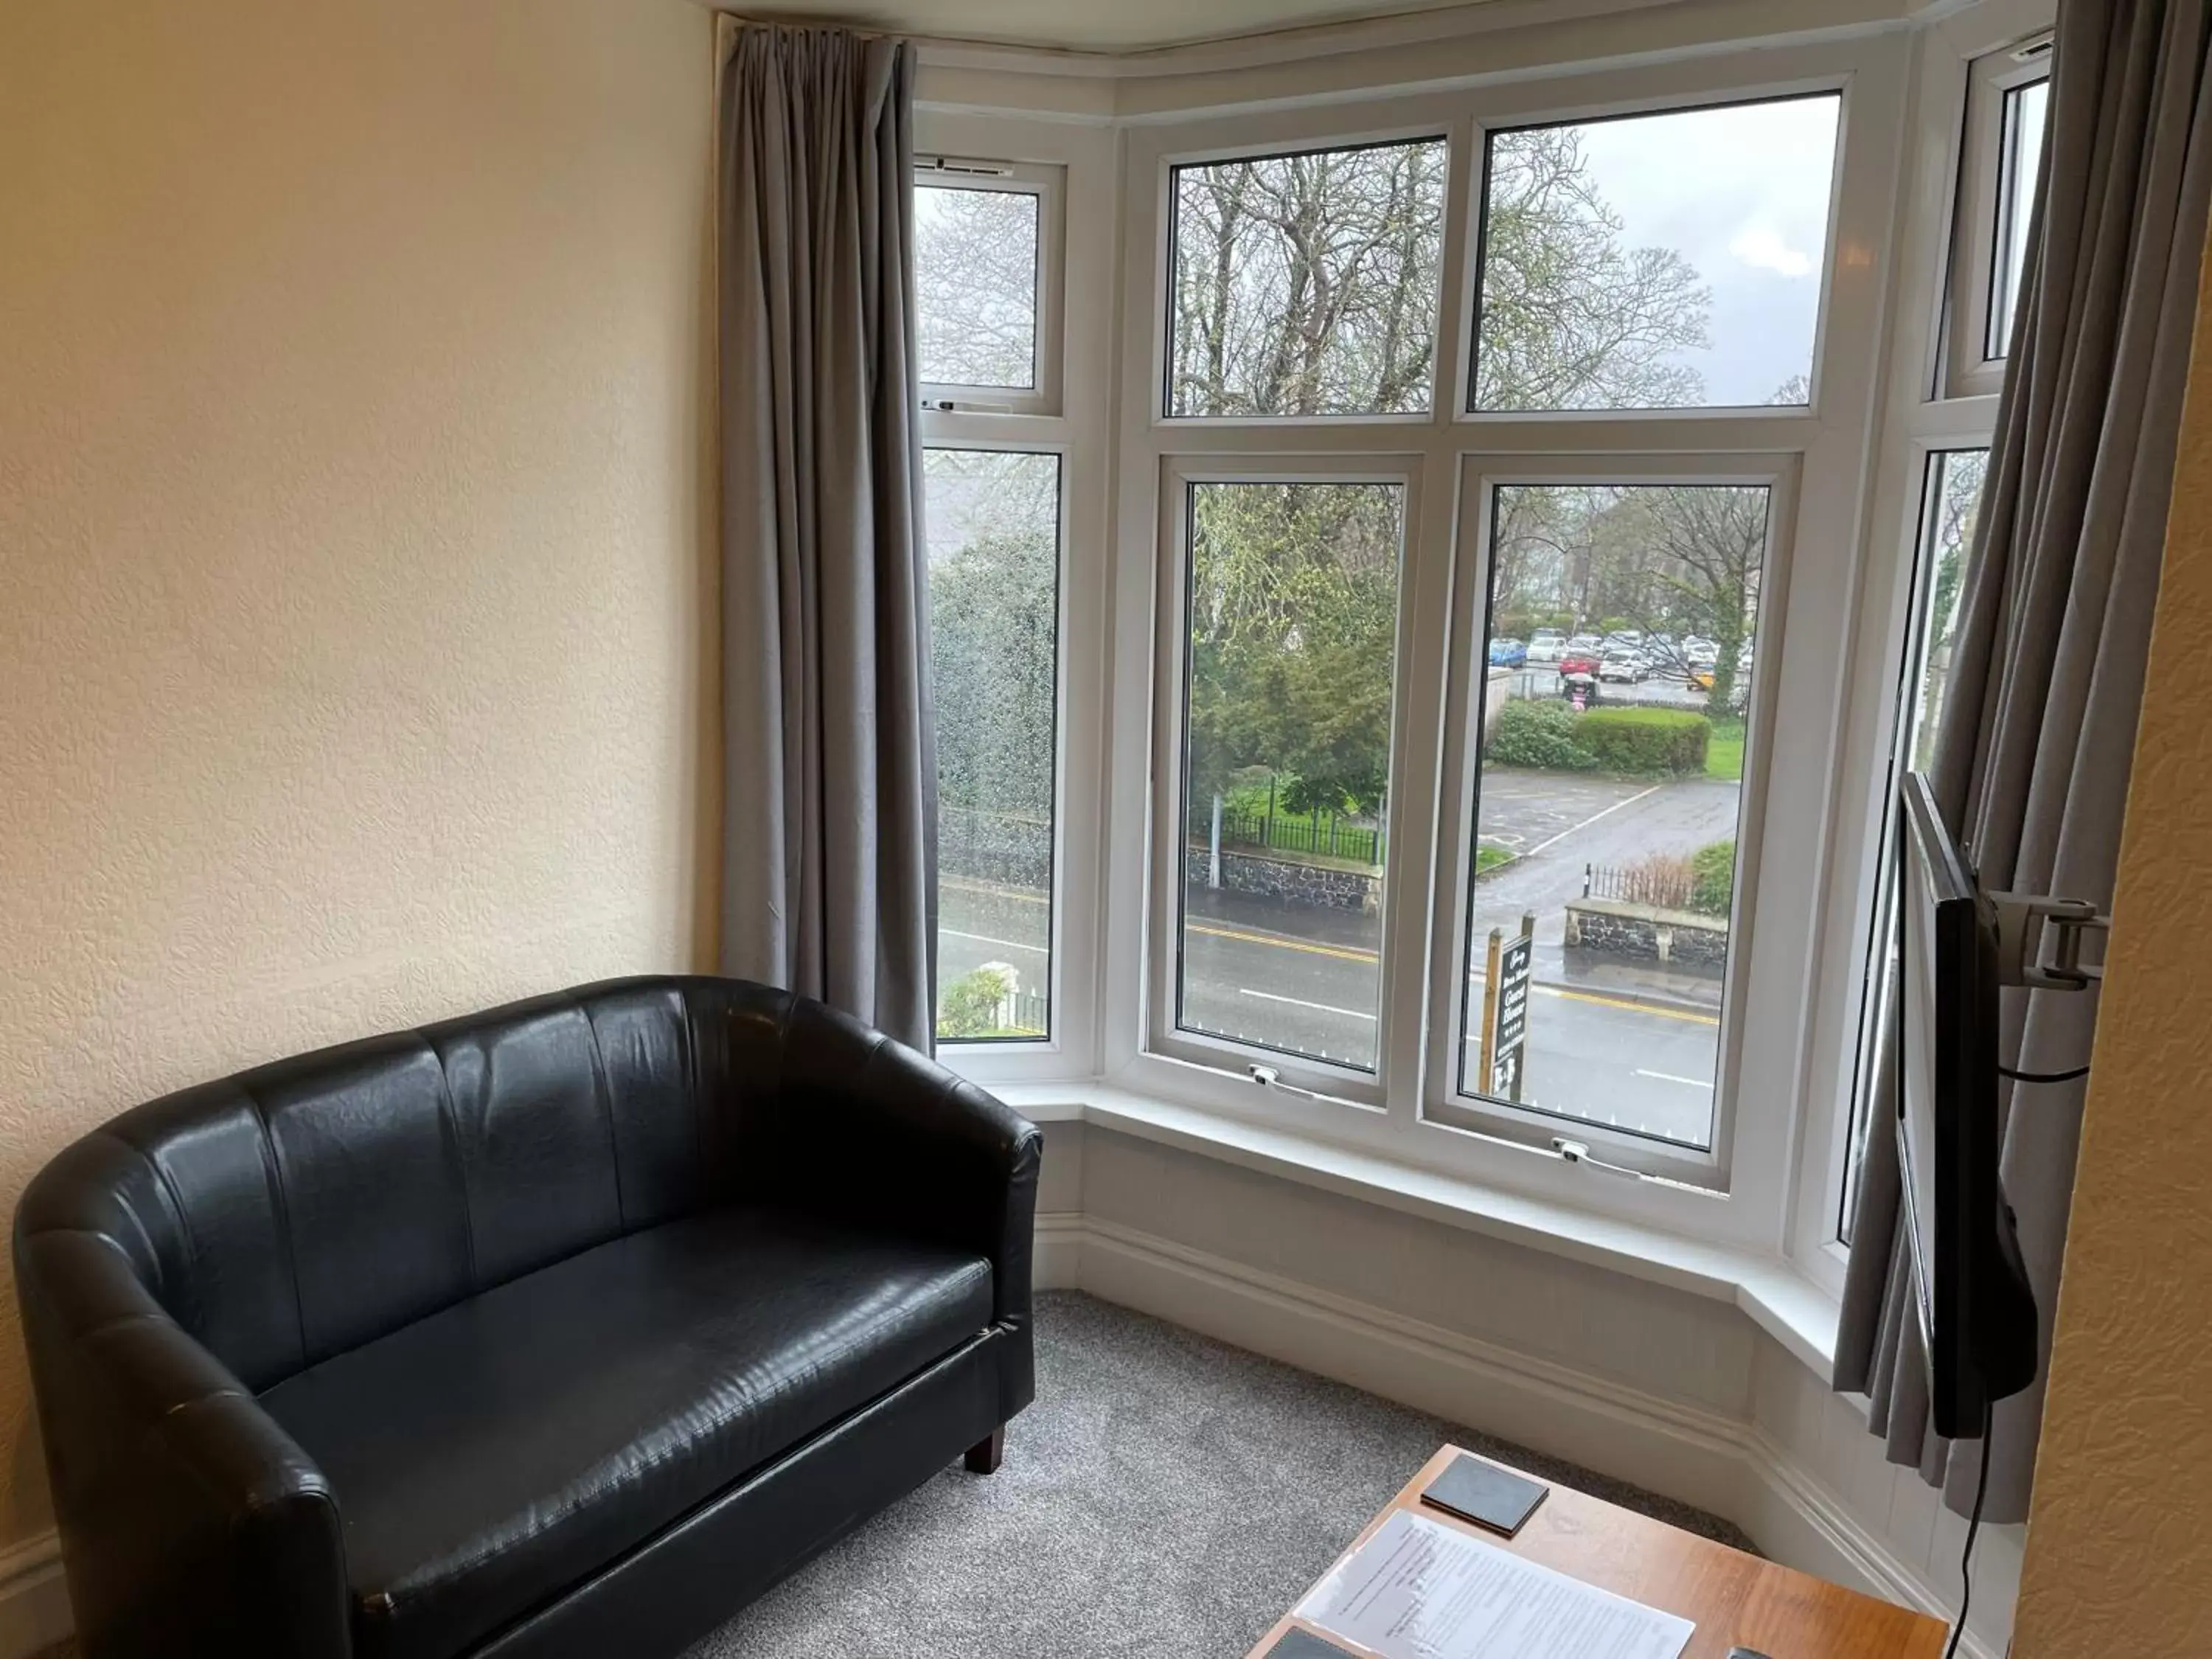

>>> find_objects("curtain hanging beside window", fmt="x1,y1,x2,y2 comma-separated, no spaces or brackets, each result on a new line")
717,21,936,1051
1836,0,2212,1523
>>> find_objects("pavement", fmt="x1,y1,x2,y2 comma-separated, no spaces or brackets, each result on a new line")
936,769,1745,1151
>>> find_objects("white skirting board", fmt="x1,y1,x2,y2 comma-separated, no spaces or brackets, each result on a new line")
1034,1211,2002,1659
0,1213,1992,1659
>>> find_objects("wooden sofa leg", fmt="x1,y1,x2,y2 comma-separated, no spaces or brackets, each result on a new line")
964,1427,1005,1475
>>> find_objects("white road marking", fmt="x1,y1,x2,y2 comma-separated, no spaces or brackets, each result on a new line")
940,928,1048,956
1237,988,1377,1020
1635,1068,1715,1089
1514,782,1666,861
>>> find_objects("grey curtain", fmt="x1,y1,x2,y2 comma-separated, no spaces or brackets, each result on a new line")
1836,0,2212,1523
717,24,935,1051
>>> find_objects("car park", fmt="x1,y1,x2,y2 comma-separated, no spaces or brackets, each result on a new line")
1488,636,1528,667
1525,630,1566,665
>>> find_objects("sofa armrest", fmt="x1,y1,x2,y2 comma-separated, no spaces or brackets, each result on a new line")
765,997,1043,1339
13,1224,352,1659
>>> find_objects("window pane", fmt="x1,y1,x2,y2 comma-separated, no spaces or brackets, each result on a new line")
1178,481,1406,1070
915,184,1039,390
1472,96,1841,411
1989,78,2049,359
1839,448,1988,1238
1168,140,1447,417
1460,484,1771,1150
927,448,1060,1043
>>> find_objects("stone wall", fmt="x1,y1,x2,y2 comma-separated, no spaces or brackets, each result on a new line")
942,810,1051,890
1564,897,1728,966
1192,844,1380,914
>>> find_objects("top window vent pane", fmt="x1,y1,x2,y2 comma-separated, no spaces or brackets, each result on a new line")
1168,138,1448,418
916,183,1040,391
1471,94,1842,413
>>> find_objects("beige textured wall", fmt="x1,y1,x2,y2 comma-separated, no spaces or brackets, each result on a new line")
0,0,718,1548
2011,223,2212,1656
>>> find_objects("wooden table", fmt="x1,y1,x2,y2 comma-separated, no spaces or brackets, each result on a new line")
1247,1445,1949,1659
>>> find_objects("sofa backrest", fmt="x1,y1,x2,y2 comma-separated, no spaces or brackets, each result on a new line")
15,977,807,1391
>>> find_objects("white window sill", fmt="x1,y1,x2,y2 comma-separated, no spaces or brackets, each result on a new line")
993,1079,1842,1378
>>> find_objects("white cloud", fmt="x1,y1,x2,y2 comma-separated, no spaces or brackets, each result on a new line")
1728,226,1815,279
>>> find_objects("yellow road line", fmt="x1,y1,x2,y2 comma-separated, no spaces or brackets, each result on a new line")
1532,985,1718,1026
949,887,1722,1026
941,876,1050,905
1188,922,1379,964
1189,925,1720,1025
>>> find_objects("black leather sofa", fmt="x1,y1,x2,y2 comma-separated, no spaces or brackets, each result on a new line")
14,975,1040,1659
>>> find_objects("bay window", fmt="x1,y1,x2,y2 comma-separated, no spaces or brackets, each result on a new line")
919,0,2051,1295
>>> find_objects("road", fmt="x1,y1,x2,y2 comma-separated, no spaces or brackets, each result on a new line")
938,770,1742,1149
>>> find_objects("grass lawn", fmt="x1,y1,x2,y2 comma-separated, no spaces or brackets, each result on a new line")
1706,716,1745,782
1475,844,1513,876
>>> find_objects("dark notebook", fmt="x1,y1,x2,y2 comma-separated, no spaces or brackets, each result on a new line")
1265,1629,1360,1659
1419,1453,1549,1537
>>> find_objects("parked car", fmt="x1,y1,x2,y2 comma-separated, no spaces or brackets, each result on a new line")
1598,651,1646,684
1565,632,1603,656
1488,636,1528,667
1686,636,1720,669
1601,629,1645,655
1526,630,1566,665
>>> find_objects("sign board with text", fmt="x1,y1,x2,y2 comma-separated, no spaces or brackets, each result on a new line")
1486,931,1533,1102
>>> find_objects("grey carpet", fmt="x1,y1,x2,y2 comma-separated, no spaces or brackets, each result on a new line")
686,1291,1750,1657
28,1292,1749,1659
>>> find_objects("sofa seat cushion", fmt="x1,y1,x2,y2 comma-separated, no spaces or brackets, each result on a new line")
257,1208,993,1659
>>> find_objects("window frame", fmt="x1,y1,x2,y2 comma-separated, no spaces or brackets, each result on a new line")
914,155,1067,417
911,115,1113,1083
1144,452,1427,1101
1789,0,2051,1293
1462,90,1849,420
1421,453,1799,1189
1082,33,1913,1259
1159,130,1455,425
1939,34,2053,400
922,440,1068,1049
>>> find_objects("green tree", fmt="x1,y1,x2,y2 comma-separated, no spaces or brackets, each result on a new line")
1185,482,1401,816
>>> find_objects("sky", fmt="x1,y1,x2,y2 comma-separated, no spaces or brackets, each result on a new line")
1571,94,1843,407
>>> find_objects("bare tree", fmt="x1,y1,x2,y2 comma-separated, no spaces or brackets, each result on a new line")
1474,126,1711,411
914,184,1041,389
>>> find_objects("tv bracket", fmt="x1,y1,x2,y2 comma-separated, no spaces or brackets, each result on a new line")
1986,891,2110,990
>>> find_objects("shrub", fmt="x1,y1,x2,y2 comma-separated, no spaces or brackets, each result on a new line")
1486,700,1593,771
937,964,1015,1039
1573,707,1710,776
1690,838,1736,916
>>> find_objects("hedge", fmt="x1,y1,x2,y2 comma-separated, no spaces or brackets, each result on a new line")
1486,700,1596,771
1488,701,1711,778
1572,707,1710,776
1690,838,1736,916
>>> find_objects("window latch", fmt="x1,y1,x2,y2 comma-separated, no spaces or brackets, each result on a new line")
1551,1137,1646,1178
1247,1064,1367,1112
1551,1138,1721,1197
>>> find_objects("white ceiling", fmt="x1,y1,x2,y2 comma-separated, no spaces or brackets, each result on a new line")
734,0,1495,55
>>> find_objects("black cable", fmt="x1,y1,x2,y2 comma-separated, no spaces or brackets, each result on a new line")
1943,1401,1996,1659
1998,1062,2090,1083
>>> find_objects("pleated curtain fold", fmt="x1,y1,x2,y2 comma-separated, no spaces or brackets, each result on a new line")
717,23,936,1052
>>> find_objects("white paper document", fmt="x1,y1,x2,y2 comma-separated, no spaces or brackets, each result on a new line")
1295,1510,1694,1659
